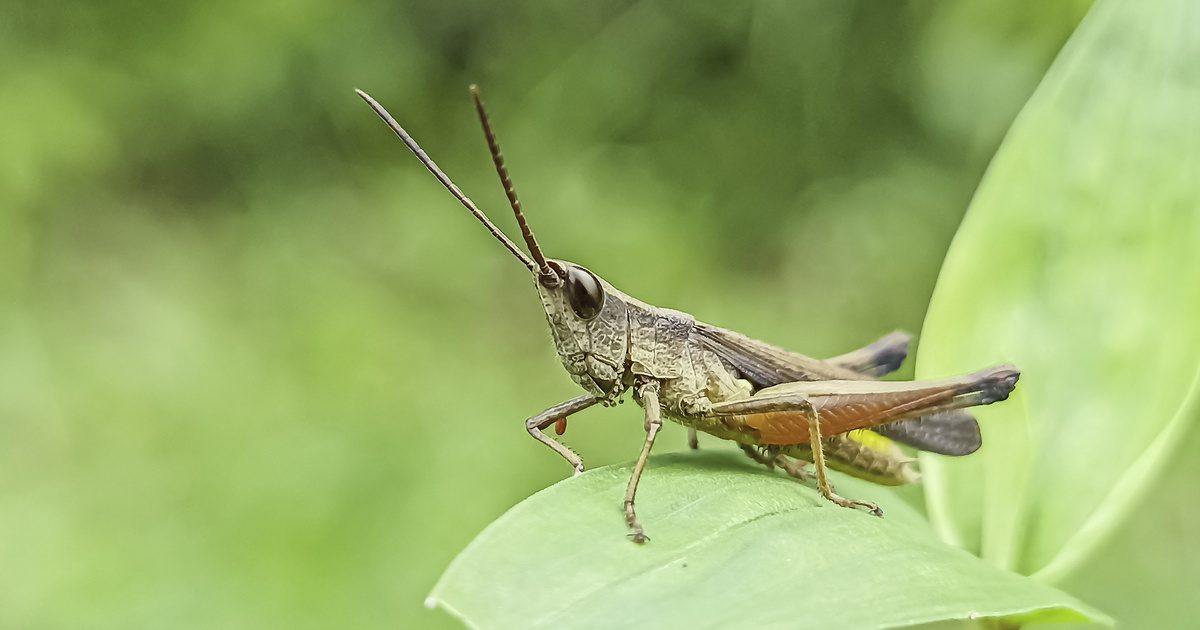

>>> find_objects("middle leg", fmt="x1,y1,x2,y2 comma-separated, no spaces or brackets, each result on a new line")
624,379,664,543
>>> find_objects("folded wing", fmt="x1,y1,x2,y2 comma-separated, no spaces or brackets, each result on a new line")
694,322,984,455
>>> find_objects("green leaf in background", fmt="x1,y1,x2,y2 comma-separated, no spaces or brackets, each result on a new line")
917,0,1200,583
429,452,1104,630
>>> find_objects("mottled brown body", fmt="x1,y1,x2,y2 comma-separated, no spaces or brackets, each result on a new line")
356,86,1020,542
537,268,1016,487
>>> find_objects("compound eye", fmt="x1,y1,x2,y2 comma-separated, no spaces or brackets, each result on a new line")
566,266,604,320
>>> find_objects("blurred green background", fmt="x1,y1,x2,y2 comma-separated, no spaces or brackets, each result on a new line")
7,1,1170,628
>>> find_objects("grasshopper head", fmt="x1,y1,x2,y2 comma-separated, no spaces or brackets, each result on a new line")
533,259,630,397
356,86,630,397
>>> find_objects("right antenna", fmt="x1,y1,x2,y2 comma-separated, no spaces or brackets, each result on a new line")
469,85,557,282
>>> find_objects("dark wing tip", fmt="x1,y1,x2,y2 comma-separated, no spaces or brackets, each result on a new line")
874,411,982,456
867,331,913,376
971,364,1020,405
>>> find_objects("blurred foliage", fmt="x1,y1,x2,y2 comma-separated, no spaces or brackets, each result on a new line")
916,0,1200,627
921,0,1200,576
11,1,1178,629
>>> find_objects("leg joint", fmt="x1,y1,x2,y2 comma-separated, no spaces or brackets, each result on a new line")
634,378,661,400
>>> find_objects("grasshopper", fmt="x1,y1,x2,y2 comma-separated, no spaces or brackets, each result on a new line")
356,86,1020,543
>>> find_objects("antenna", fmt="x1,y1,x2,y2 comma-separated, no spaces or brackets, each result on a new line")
469,85,556,280
355,88,537,271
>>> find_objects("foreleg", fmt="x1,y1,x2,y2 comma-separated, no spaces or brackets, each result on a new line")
525,395,600,476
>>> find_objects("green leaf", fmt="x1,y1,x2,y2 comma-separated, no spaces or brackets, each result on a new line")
428,451,1105,629
917,0,1200,581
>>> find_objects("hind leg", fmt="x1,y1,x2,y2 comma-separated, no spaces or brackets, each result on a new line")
803,404,882,517
711,396,881,516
